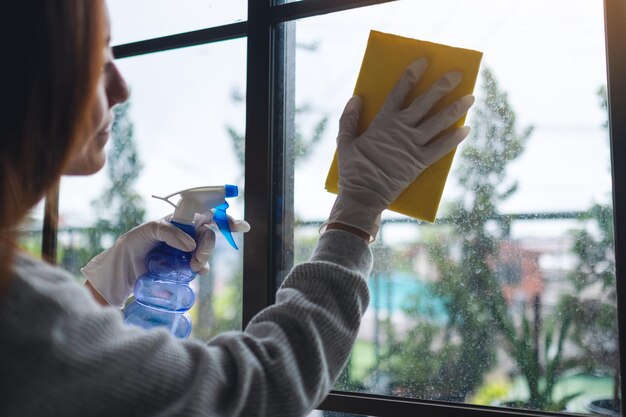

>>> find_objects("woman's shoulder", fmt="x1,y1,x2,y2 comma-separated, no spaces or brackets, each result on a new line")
13,250,73,278
6,250,99,315
13,250,82,288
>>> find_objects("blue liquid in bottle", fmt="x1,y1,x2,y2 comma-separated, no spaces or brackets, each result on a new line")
124,221,197,338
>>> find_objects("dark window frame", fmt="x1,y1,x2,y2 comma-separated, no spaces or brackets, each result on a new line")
41,0,626,415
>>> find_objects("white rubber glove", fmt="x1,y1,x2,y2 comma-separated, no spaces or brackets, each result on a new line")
327,57,475,240
82,214,250,308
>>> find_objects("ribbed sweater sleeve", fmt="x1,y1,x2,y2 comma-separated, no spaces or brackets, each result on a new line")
0,229,371,417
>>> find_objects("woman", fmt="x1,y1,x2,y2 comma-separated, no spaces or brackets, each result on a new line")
0,1,474,416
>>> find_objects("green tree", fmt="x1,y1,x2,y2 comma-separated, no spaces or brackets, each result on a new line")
440,68,581,411
449,68,579,411
226,87,328,170
561,204,617,374
378,67,534,402
559,85,618,411
92,101,146,239
61,102,146,275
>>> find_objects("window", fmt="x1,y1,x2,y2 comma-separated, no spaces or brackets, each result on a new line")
16,202,45,260
58,40,247,337
43,1,626,416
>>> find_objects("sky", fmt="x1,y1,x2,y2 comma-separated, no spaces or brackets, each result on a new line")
56,0,611,244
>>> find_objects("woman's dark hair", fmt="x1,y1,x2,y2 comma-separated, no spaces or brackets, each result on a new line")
0,0,105,287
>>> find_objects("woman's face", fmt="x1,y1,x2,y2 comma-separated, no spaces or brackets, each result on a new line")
63,9,129,176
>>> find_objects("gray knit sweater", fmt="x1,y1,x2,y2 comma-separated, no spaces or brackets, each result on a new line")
0,230,371,417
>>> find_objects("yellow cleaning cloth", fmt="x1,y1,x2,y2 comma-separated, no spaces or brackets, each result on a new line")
325,30,483,222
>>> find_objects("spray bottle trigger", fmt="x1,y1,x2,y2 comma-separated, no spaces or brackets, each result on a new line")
214,202,238,250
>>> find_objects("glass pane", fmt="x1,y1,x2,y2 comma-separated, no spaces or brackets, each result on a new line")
108,0,247,45
16,201,45,259
58,39,247,340
293,0,616,414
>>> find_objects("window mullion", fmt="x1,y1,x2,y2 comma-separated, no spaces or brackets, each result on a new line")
271,0,398,23
41,182,59,264
112,22,247,59
270,8,297,289
242,0,275,326
604,0,626,408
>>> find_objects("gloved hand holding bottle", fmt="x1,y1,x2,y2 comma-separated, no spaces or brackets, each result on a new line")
82,212,250,308
326,57,475,240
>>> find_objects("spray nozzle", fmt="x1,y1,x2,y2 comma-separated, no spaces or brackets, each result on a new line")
152,185,240,250
224,184,238,198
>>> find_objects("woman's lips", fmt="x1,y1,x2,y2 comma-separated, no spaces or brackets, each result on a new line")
95,113,114,145
95,124,112,146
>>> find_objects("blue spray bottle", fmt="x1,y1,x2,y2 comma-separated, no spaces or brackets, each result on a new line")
123,185,239,338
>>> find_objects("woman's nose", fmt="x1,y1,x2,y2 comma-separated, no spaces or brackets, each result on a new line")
106,62,130,107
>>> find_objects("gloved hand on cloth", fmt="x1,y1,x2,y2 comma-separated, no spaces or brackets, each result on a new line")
326,57,475,240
